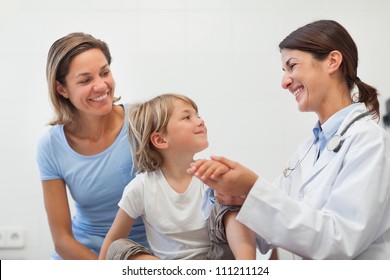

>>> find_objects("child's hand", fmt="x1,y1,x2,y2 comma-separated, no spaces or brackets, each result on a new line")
188,158,230,180
188,156,259,196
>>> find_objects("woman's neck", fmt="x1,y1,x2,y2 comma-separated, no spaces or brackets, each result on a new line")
318,86,352,124
63,105,124,155
68,105,123,139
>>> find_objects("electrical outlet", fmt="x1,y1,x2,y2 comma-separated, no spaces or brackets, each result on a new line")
0,227,24,248
7,228,24,248
0,230,6,247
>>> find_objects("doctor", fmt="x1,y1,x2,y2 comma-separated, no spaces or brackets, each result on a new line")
188,20,390,259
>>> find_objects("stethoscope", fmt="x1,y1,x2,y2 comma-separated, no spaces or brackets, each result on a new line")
283,111,370,177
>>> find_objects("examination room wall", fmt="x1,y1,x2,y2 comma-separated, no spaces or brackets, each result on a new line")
0,0,389,259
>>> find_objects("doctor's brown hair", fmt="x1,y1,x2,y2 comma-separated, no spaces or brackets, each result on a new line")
279,19,380,120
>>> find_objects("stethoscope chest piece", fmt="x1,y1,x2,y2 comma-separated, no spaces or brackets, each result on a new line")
283,111,370,177
327,134,343,152
326,111,370,153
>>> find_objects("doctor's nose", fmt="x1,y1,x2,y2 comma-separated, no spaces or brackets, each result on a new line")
281,72,292,89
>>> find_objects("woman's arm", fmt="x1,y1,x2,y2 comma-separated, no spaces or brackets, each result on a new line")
42,179,98,259
99,208,135,260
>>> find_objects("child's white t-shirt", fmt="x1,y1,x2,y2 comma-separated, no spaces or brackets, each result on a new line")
119,169,210,260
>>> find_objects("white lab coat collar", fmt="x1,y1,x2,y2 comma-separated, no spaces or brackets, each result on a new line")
300,103,369,191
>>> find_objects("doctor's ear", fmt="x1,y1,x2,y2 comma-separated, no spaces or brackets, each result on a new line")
150,132,169,149
327,50,343,74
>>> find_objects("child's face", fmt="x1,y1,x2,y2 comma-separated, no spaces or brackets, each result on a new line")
164,99,208,155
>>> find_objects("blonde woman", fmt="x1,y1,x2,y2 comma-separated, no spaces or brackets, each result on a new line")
36,33,147,259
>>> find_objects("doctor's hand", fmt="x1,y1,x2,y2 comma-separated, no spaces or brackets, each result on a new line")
187,155,258,197
214,191,246,206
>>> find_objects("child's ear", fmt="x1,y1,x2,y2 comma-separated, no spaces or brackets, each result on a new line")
56,81,69,99
150,132,169,149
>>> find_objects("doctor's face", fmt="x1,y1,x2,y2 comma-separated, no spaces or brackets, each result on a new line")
280,49,330,114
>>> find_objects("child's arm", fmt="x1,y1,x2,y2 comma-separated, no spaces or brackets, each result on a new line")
224,211,256,260
99,208,135,260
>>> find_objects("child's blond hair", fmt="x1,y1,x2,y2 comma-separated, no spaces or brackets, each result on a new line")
128,93,198,173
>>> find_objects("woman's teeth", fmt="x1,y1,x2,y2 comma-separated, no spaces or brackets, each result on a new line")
92,93,108,101
294,88,303,97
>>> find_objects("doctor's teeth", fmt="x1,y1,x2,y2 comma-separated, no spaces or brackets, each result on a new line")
294,88,302,96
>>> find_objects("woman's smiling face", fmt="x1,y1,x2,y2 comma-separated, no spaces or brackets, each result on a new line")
56,48,116,117
280,49,330,116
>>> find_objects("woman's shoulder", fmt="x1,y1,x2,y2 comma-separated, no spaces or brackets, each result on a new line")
36,125,66,173
37,125,64,149
118,103,130,114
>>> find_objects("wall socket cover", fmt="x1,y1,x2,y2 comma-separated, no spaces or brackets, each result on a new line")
0,227,24,248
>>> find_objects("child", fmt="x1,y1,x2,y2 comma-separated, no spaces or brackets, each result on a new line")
99,93,256,260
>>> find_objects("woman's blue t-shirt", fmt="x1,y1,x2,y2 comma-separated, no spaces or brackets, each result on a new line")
36,104,147,259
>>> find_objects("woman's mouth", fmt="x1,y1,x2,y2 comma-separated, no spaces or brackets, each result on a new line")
91,93,108,102
293,87,303,98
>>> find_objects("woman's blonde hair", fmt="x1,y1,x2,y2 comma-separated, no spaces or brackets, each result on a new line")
46,32,120,125
128,93,198,173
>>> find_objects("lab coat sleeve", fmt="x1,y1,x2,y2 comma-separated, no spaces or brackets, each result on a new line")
237,124,390,259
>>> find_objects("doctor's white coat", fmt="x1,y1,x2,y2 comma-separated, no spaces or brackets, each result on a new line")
237,103,390,259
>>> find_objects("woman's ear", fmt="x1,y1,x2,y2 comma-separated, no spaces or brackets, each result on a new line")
150,132,169,150
56,81,69,98
327,50,343,74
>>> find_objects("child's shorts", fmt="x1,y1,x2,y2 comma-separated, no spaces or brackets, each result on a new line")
106,239,155,260
206,202,241,260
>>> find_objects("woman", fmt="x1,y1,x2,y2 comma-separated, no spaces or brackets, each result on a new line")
188,20,390,259
36,33,147,259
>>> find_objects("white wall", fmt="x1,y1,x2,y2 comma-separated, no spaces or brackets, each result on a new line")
0,0,389,259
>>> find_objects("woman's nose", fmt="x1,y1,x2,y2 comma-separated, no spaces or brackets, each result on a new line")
281,72,292,89
93,78,107,92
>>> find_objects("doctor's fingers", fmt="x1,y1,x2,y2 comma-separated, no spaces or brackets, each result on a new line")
214,191,245,206
210,155,239,170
